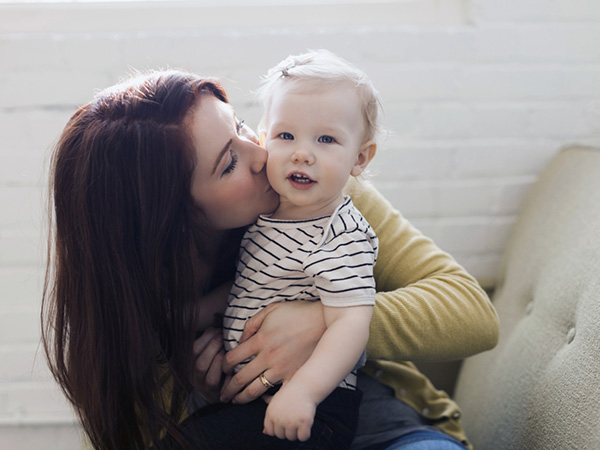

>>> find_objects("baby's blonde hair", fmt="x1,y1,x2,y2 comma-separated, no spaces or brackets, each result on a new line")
256,49,382,142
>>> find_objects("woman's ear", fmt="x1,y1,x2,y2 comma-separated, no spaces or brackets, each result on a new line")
351,141,377,177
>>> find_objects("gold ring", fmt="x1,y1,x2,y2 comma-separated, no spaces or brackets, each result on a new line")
259,371,275,389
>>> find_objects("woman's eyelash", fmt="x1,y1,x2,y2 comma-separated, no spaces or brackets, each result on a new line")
236,119,245,134
223,119,243,177
223,150,238,176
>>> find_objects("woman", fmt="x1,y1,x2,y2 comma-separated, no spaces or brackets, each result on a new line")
42,69,498,449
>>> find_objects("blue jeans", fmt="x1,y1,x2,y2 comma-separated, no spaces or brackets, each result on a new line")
382,430,468,449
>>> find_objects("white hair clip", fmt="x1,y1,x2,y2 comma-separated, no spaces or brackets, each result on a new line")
281,63,296,77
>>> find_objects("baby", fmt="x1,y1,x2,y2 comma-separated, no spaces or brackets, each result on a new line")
224,49,381,448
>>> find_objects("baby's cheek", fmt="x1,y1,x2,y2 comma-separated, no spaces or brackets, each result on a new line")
265,158,278,181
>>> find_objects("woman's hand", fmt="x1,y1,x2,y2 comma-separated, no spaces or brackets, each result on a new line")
220,301,326,404
192,327,226,404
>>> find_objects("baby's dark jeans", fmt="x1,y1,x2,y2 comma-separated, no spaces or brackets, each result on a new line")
165,386,362,449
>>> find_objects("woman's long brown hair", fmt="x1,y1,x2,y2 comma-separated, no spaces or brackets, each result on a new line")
42,71,229,449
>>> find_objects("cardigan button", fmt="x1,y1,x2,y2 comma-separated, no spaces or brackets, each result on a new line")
374,369,383,378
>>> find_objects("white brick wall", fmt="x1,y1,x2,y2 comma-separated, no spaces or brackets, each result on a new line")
1,0,600,446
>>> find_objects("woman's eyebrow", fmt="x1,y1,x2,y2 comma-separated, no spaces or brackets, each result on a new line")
212,139,233,175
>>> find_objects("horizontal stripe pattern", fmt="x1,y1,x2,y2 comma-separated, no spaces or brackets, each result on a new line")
224,197,378,389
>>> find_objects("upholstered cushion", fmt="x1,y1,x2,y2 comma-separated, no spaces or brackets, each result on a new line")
453,145,600,449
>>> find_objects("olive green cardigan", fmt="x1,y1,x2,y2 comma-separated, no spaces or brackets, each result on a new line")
346,178,499,449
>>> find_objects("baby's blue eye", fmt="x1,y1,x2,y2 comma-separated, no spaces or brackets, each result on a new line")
318,135,335,144
279,132,294,140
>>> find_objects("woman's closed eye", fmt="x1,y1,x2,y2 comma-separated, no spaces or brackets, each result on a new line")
222,150,238,176
318,135,336,144
221,119,244,177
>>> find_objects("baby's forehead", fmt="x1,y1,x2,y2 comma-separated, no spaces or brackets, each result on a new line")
274,81,363,114
260,79,370,136
274,83,363,113
270,86,368,136
282,78,355,95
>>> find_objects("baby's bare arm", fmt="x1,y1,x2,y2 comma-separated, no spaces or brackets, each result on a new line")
263,304,373,441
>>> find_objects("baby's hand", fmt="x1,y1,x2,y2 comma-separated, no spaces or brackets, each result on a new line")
263,384,317,442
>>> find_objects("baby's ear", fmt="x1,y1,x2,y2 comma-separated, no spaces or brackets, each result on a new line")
351,141,377,176
259,130,267,148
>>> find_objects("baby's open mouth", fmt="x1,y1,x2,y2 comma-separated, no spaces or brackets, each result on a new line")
289,173,314,184
288,172,316,190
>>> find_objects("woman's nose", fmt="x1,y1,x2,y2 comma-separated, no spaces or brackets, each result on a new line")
239,123,260,145
248,141,268,174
